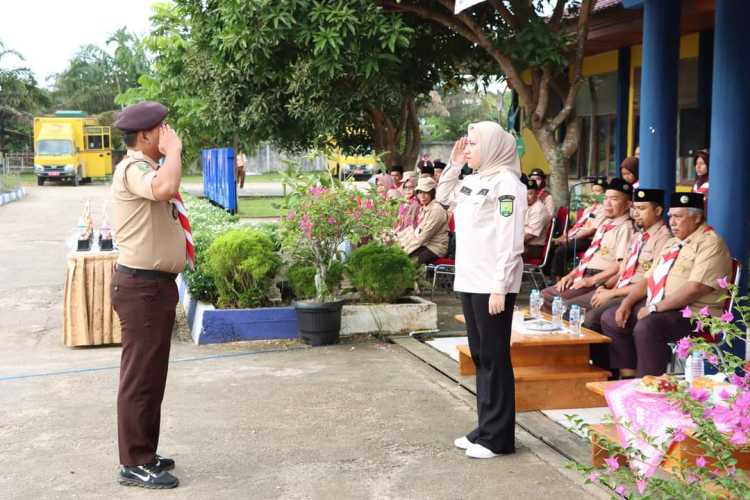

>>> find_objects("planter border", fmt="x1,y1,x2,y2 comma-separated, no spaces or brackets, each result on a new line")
0,187,26,206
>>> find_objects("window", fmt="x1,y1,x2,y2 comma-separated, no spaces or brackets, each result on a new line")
36,139,74,156
86,135,103,150
573,72,618,178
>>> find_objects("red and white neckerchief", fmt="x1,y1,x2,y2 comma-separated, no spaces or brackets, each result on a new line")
616,230,651,288
171,192,195,269
573,222,615,282
568,203,598,239
693,181,709,195
646,242,684,306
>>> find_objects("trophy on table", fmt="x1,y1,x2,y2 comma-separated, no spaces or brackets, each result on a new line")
76,201,94,251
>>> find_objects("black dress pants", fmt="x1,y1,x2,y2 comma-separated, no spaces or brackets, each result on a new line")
112,271,178,466
462,292,517,454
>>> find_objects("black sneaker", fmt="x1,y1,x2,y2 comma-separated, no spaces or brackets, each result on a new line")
119,463,179,489
154,455,175,472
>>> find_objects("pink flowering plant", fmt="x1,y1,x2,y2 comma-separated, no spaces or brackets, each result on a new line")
280,169,396,302
567,277,750,498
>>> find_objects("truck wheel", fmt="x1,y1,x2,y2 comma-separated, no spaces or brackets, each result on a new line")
72,174,79,186
37,177,45,186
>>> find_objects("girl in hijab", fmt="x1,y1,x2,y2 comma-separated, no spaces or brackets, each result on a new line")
397,177,449,264
692,149,709,207
436,121,526,459
375,173,400,200
620,157,639,189
395,173,419,231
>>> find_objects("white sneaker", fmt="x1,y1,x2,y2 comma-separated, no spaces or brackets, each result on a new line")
454,436,472,450
465,443,499,459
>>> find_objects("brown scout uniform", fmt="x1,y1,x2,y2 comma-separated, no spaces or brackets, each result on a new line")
397,199,449,259
524,198,551,246
111,145,186,467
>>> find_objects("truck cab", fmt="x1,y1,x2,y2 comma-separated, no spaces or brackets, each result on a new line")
33,111,113,186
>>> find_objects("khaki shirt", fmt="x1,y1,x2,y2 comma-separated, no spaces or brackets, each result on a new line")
587,214,635,271
525,199,551,246
539,189,555,217
645,223,732,315
111,149,187,273
397,200,449,257
617,221,672,284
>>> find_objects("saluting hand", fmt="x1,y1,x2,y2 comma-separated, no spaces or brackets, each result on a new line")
450,136,467,166
488,294,506,315
158,124,183,156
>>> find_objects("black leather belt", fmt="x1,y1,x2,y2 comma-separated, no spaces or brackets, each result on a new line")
116,264,178,281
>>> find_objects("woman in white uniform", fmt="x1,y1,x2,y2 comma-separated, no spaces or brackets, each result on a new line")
436,121,526,459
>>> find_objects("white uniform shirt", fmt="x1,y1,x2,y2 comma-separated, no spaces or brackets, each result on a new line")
437,162,527,295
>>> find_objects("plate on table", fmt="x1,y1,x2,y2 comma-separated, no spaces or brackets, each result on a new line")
522,319,562,332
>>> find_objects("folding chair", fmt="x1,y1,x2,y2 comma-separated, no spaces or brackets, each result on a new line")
427,214,456,297
667,257,742,374
523,218,556,290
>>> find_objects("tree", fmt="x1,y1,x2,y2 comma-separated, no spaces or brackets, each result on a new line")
126,0,484,169
0,40,49,152
376,0,593,207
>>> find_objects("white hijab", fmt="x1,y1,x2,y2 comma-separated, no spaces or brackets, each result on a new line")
467,121,521,180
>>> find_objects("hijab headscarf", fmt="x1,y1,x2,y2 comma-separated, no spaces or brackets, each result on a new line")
620,156,639,183
694,149,709,187
375,173,400,200
467,121,522,180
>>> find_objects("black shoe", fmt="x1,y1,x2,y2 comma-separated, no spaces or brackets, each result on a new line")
154,455,175,472
119,463,179,489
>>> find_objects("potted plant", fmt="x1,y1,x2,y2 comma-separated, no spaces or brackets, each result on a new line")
280,169,395,345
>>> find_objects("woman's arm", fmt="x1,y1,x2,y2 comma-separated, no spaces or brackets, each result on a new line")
436,137,467,208
408,204,447,251
491,177,526,296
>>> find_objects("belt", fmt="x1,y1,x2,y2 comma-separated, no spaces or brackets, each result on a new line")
116,264,178,281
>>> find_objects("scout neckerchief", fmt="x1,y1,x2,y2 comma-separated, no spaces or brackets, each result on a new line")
646,242,684,306
568,203,598,239
573,221,616,282
616,230,651,288
171,192,195,269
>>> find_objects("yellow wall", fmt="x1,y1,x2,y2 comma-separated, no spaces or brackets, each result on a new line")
520,32,701,174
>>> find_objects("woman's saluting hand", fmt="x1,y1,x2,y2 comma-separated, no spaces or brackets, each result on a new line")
450,136,467,166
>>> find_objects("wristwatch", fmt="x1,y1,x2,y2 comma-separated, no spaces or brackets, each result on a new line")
648,303,658,314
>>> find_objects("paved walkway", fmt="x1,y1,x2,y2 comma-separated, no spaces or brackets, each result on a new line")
0,183,602,499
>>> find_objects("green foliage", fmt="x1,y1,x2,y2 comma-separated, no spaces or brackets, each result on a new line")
287,261,344,300
205,228,281,309
346,243,417,303
280,166,396,302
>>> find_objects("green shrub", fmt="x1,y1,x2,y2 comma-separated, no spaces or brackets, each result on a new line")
287,261,344,300
205,228,281,308
346,243,417,303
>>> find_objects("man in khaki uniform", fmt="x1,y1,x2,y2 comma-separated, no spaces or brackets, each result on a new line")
235,151,247,188
523,178,551,261
542,178,635,308
397,177,449,264
111,101,186,489
600,192,732,377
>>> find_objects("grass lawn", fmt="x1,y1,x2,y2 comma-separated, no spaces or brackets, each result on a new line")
237,197,285,218
182,171,320,185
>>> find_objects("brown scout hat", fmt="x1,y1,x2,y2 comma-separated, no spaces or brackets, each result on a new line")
114,101,168,132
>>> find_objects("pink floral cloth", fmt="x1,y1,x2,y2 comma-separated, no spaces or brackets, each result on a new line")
605,380,695,477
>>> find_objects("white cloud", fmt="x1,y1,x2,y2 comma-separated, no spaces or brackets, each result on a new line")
0,0,163,86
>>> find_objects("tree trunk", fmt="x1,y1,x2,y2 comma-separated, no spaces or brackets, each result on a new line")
367,94,421,170
533,127,570,209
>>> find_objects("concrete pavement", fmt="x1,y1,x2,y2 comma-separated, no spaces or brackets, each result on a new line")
0,182,603,499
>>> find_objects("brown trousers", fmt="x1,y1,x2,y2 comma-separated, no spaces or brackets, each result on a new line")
112,271,178,466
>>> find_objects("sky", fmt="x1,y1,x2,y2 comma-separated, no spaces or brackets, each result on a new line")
0,0,162,87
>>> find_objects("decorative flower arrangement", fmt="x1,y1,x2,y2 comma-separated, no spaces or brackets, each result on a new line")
569,277,750,498
280,170,396,303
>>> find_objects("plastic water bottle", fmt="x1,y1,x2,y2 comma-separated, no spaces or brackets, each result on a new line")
569,304,581,335
529,289,540,319
685,351,705,385
552,297,564,329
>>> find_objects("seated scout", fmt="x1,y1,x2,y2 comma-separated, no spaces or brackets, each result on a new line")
599,192,732,378
397,177,449,265
549,177,608,279
541,178,635,308
528,168,555,217
523,178,552,262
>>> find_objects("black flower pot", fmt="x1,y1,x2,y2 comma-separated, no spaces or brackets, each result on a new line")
293,299,344,346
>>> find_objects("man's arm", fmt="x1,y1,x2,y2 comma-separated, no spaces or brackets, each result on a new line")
651,282,714,313
151,124,183,201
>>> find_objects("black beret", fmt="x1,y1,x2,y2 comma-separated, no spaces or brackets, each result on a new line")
607,177,633,195
633,188,664,204
433,160,447,169
529,168,546,178
418,161,434,175
389,164,404,173
114,101,168,132
525,178,539,190
671,192,704,210
593,177,608,188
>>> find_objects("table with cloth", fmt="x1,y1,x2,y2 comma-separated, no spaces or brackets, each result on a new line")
63,251,121,347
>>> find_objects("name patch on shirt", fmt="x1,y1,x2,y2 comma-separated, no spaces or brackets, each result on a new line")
498,195,515,217
460,186,473,196
477,188,489,196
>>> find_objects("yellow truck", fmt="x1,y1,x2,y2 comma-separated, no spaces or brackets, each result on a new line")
33,111,113,186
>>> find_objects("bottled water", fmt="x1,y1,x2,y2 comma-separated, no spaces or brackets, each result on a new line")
529,289,540,319
685,351,705,385
551,296,565,329
569,304,581,335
